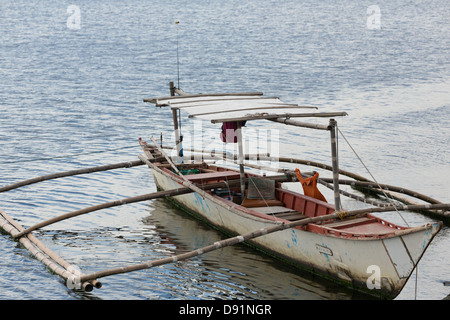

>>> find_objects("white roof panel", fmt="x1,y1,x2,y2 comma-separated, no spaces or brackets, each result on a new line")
144,92,347,123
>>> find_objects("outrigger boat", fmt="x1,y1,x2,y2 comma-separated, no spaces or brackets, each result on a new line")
139,82,443,299
0,82,448,297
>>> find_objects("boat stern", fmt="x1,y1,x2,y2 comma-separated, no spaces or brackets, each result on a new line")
359,221,442,299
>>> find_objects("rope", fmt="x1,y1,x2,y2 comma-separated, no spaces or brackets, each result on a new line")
336,210,348,220
337,127,409,226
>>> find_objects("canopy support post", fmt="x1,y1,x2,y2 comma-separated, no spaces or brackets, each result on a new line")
170,82,184,164
236,122,246,202
329,119,342,211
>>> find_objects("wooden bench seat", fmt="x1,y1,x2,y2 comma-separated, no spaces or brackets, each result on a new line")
241,198,284,208
273,211,308,221
250,206,308,221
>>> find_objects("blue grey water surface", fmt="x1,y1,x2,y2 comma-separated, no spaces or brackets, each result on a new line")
0,0,449,300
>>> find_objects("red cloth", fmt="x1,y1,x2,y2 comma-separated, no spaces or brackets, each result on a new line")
220,121,246,143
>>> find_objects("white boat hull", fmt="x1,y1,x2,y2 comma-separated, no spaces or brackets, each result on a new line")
150,168,441,299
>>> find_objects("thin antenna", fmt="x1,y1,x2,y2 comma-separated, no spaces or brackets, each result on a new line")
175,20,180,90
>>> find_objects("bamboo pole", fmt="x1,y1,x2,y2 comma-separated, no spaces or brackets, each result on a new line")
166,145,449,218
150,137,186,179
171,146,440,205
247,157,447,214
0,158,167,194
13,174,291,239
321,178,443,205
159,144,270,159
270,117,330,131
77,203,449,283
205,151,449,220
13,186,199,239
138,153,292,224
240,160,449,219
329,119,342,211
0,210,96,291
210,112,348,124
221,160,391,208
179,148,446,211
165,147,370,182
237,155,444,207
272,156,371,182
236,122,246,200
170,83,184,164
2,210,101,288
188,104,317,118
138,153,212,201
176,146,444,206
146,137,222,203
169,81,176,96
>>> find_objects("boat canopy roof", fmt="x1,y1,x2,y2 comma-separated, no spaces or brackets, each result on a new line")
144,92,347,123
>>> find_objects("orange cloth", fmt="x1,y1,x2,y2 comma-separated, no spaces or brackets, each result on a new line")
295,168,327,203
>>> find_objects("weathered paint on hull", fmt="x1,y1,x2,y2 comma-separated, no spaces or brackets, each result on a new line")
151,169,441,299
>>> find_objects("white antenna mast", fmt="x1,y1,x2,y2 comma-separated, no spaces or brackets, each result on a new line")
175,20,180,90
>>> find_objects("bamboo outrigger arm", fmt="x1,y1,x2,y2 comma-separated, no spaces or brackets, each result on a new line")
4,180,449,289
175,147,449,219
13,187,195,239
76,203,448,283
163,146,371,182
0,159,167,194
11,173,293,239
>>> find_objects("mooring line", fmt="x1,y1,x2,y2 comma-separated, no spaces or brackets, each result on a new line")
337,127,409,226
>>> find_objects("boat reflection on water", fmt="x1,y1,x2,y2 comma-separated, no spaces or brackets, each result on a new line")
143,197,375,300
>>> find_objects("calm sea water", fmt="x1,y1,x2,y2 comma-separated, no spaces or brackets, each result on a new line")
0,0,449,300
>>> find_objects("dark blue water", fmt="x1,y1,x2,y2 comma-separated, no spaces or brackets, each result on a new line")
0,0,449,300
